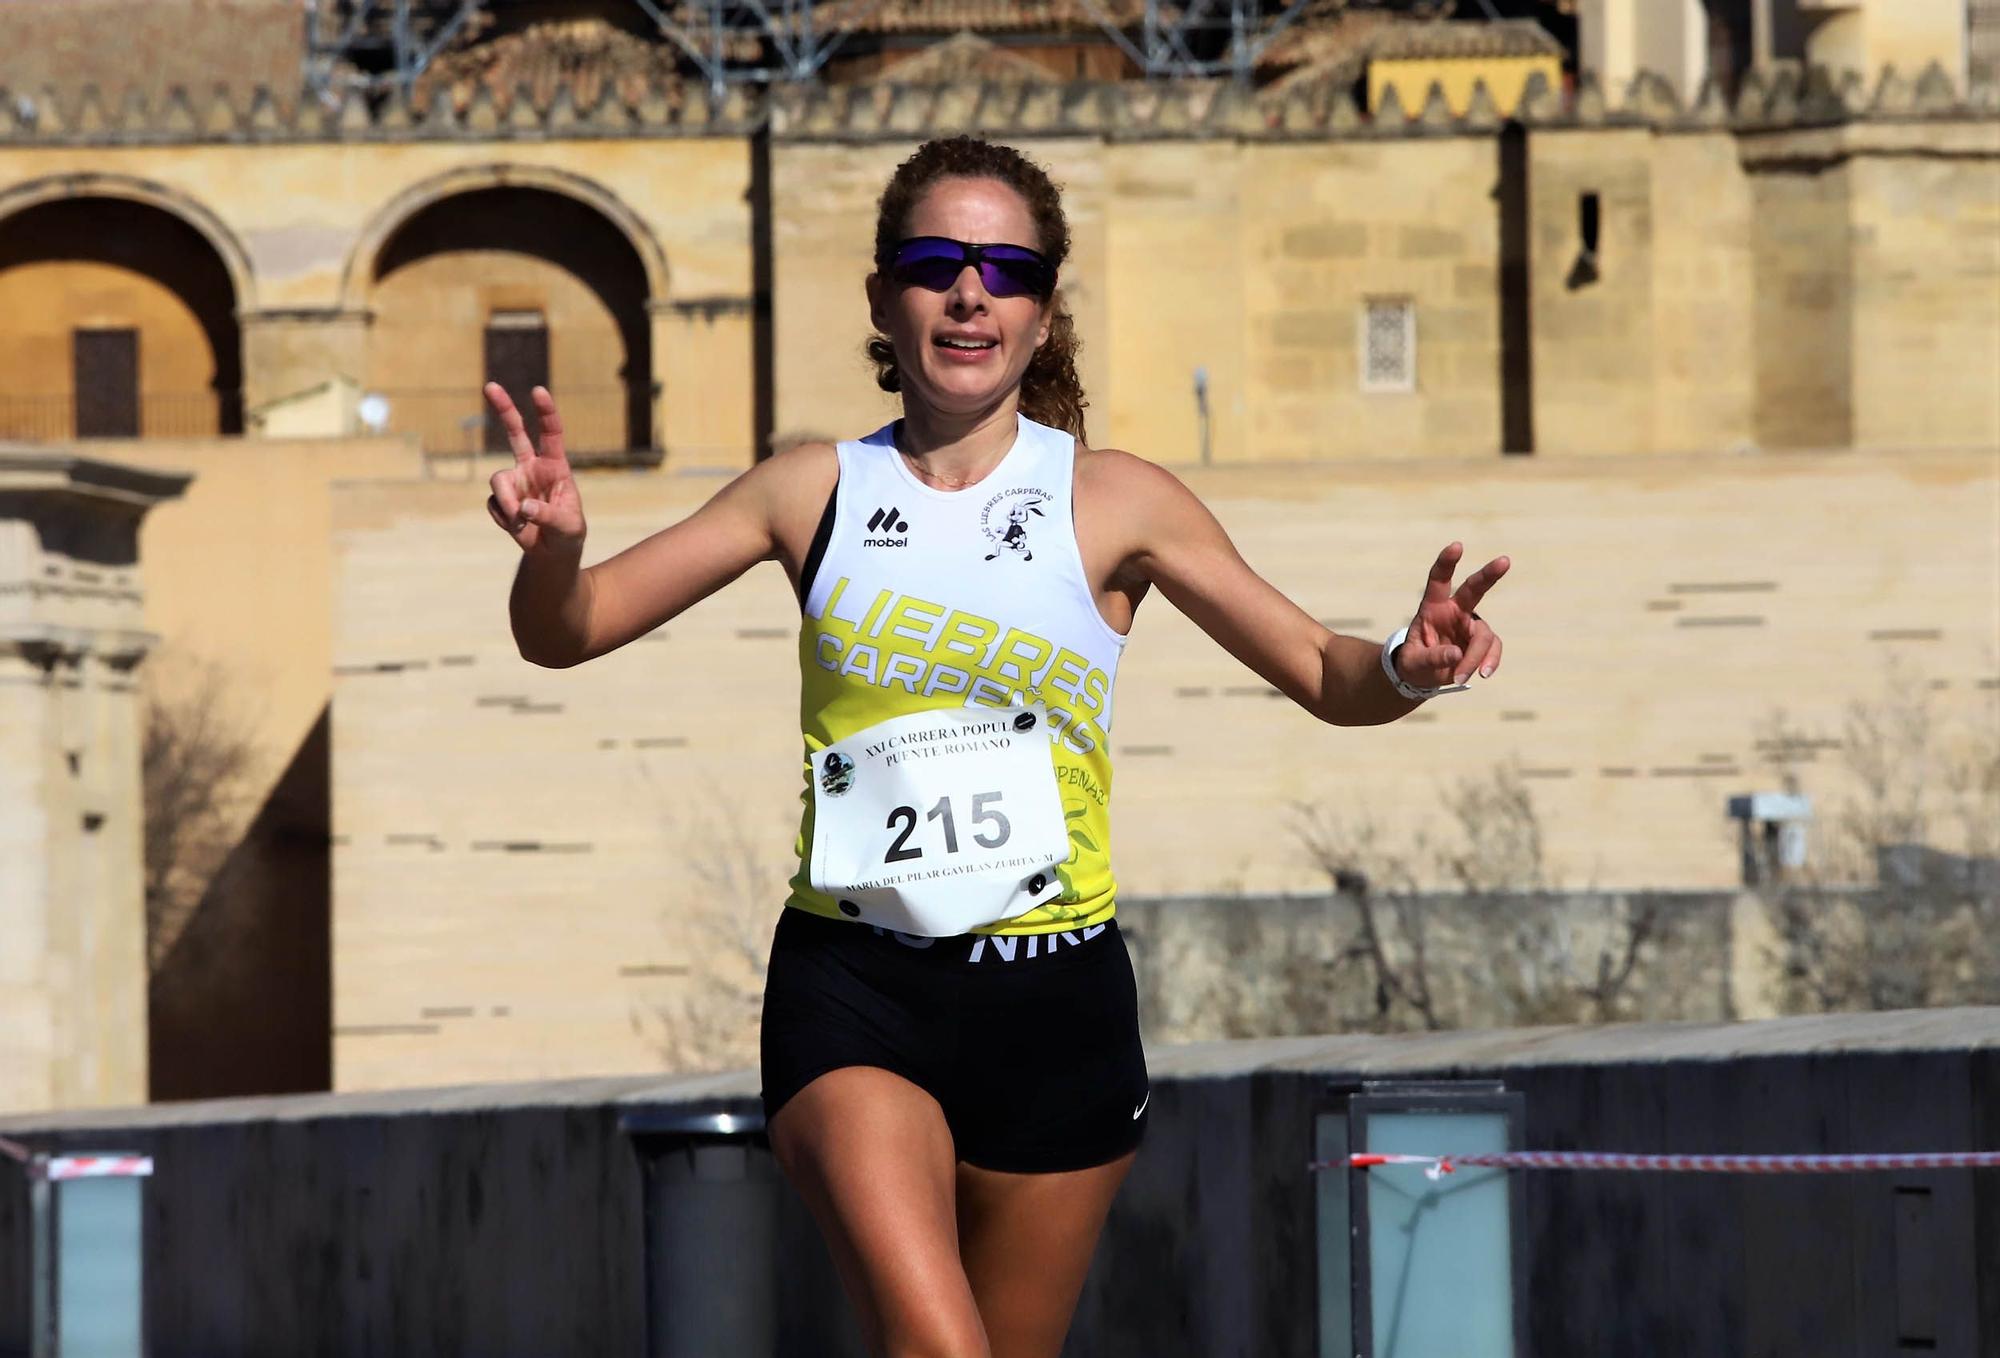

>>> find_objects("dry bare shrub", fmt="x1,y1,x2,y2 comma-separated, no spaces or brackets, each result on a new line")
637,799,787,1073
142,657,259,973
1756,677,2000,1014
1293,764,1676,1033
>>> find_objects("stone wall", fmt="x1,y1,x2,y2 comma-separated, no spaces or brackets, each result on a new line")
1527,123,1665,453
327,445,1996,1092
0,452,186,1112
1648,128,1759,452
767,72,1997,462
0,437,423,1113
99,437,425,1105
1842,121,2000,448
0,69,1991,470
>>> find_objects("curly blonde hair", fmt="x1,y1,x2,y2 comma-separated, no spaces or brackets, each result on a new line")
865,136,1088,442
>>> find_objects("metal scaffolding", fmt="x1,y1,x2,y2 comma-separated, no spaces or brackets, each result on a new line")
302,0,883,101
632,0,884,99
301,0,1463,103
303,0,485,100
1078,0,1314,85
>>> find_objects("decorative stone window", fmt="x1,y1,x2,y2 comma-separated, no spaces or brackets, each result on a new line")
1360,297,1417,393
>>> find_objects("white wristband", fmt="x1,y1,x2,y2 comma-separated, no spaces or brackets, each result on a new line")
1382,625,1470,703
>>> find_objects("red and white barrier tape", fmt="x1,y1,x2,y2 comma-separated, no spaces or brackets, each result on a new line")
39,1155,154,1182
1319,1150,2000,1181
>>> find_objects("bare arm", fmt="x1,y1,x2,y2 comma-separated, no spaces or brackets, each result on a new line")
1086,450,1507,727
539,460,796,666
485,383,833,668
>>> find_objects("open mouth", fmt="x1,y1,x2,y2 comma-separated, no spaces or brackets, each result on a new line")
935,336,998,352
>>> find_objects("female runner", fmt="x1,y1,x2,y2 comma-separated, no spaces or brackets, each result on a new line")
486,136,1508,1358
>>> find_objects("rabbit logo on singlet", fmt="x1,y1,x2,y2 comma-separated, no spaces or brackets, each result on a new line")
979,490,1050,562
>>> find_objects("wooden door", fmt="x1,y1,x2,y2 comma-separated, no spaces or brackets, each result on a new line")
484,312,550,453
74,327,140,438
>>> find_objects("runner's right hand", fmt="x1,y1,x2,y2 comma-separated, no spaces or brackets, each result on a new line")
485,382,586,555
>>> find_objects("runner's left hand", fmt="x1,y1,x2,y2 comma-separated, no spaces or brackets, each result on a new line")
1394,542,1509,689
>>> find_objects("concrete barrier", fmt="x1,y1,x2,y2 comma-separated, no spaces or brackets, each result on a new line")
2,1009,1995,1355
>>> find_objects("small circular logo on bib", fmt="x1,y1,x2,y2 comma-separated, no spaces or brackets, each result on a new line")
820,751,855,797
838,899,861,917
1027,873,1048,894
1012,711,1037,733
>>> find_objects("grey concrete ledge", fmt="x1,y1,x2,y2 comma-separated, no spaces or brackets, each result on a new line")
5,1005,1994,1135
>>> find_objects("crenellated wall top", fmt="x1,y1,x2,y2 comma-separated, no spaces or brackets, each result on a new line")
0,63,1992,148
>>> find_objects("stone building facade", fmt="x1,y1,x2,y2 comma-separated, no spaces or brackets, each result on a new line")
0,63,1993,469
0,44,1995,1105
1578,0,1985,99
0,452,185,1112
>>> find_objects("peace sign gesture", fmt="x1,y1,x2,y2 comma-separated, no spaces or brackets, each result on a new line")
484,383,586,555
1394,542,1510,690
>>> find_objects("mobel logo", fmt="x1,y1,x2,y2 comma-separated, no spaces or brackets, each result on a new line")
864,506,910,547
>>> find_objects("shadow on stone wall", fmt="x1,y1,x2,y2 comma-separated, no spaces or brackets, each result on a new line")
149,704,330,1101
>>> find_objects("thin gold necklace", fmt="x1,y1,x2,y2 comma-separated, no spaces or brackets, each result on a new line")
899,448,983,489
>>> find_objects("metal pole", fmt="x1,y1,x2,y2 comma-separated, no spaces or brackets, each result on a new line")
1193,365,1212,465
29,1166,52,1358
392,0,415,98
1230,0,1251,87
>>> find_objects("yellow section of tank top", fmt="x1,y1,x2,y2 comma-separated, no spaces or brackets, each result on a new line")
787,576,1118,936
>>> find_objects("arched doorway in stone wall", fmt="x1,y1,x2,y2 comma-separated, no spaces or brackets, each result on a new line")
360,183,657,462
0,192,246,440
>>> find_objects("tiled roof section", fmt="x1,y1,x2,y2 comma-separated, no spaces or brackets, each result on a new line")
868,30,1063,83
798,0,1147,35
1262,15,1560,94
0,0,301,107
1256,0,1446,70
413,18,688,113
1258,10,1403,88
1370,18,1564,61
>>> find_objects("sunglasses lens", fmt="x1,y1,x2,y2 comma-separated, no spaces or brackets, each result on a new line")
979,247,1052,298
978,262,1035,298
890,239,966,291
889,240,1052,297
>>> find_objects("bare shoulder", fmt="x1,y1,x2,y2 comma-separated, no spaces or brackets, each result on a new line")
725,437,837,514
750,437,839,491
1075,443,1191,503
1075,443,1206,527
744,438,840,565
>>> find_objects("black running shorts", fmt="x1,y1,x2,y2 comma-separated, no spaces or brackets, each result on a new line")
760,907,1151,1174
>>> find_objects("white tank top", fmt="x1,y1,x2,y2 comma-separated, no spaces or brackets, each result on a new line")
787,413,1127,936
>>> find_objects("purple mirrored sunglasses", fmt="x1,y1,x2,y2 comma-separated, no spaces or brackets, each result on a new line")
886,236,1056,299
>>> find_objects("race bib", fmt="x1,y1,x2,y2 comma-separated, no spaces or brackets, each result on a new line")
808,704,1070,936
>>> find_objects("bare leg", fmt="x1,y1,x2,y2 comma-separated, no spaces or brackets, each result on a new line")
769,1067,991,1358
955,1152,1137,1358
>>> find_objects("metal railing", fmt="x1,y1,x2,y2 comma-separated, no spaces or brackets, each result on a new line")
0,393,221,442
375,386,636,461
